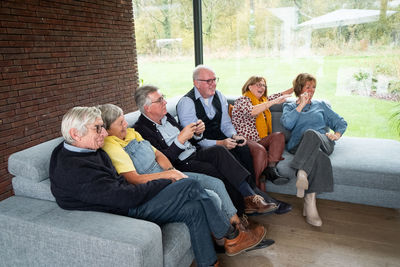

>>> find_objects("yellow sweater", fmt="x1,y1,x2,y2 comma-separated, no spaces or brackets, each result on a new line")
102,128,156,174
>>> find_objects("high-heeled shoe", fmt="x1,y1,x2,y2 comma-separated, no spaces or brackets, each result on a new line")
303,193,322,227
296,169,309,198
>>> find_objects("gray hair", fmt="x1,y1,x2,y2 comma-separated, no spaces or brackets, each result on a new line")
134,85,159,113
61,106,101,144
192,65,214,81
97,104,123,130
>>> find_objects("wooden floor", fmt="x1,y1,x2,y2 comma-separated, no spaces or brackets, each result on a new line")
216,193,400,267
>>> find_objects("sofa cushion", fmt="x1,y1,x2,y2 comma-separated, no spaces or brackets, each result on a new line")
125,111,141,128
330,137,400,191
274,136,400,195
12,176,55,201
0,196,164,267
8,137,63,182
161,223,193,267
271,110,291,142
165,95,181,118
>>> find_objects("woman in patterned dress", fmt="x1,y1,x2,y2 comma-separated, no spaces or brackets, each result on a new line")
231,76,292,185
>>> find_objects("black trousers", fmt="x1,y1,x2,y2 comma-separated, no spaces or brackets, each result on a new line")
230,144,281,206
175,145,251,216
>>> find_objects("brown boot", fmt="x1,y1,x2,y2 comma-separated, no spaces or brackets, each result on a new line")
240,214,264,233
244,195,277,215
224,223,265,256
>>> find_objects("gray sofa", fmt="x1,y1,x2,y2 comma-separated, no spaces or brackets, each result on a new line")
226,96,400,209
1,96,400,266
0,96,194,267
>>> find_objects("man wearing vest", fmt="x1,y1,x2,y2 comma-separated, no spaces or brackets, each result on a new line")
177,65,292,215
134,85,277,217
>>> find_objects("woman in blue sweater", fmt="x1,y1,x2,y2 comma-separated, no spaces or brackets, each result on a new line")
281,73,347,226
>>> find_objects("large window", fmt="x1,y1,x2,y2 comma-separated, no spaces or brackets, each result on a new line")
133,0,195,96
133,0,400,140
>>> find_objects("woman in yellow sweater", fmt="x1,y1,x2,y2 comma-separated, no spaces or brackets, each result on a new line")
98,104,267,241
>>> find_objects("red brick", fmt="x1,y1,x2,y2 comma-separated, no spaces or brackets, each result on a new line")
14,105,39,115
8,135,32,147
0,173,12,185
0,128,24,143
13,58,38,65
0,0,137,201
20,98,45,108
6,27,33,35
9,82,35,91
0,109,16,118
0,178,12,190
3,112,31,124
3,53,30,60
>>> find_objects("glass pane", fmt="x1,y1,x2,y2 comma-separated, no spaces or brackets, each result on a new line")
133,0,195,97
200,0,400,140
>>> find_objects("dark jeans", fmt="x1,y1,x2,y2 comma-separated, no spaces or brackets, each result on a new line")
128,179,230,267
176,145,251,216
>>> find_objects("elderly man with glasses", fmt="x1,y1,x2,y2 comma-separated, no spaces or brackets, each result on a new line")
49,106,269,267
176,65,292,215
134,85,277,217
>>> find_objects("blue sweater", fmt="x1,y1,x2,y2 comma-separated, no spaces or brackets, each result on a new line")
281,100,348,151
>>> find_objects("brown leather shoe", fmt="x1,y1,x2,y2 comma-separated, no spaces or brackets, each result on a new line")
224,222,266,256
244,195,277,215
240,215,266,235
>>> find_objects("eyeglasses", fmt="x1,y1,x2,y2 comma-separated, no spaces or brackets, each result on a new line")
151,94,166,104
94,124,105,134
197,77,219,85
253,83,267,89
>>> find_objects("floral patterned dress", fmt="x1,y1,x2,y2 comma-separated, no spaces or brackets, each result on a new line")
231,93,281,142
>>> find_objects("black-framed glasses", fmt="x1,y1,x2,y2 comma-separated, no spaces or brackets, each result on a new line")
197,77,219,85
151,94,166,104
94,124,105,134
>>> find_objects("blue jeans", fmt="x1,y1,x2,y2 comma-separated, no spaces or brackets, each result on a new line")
128,179,230,267
124,139,237,219
183,172,237,219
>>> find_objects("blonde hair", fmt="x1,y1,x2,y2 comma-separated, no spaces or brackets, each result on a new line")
241,76,267,97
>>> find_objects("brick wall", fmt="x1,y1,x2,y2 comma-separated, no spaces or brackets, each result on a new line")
0,0,138,200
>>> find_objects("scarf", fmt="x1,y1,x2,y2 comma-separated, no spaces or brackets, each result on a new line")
243,90,272,139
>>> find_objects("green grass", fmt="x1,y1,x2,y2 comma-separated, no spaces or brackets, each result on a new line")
137,54,400,141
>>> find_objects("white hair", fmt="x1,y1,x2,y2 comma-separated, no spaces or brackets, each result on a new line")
192,64,215,81
61,106,101,144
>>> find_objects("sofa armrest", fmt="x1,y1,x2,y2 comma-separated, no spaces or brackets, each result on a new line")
0,196,163,267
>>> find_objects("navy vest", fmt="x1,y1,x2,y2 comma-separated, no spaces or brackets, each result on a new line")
184,88,227,140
